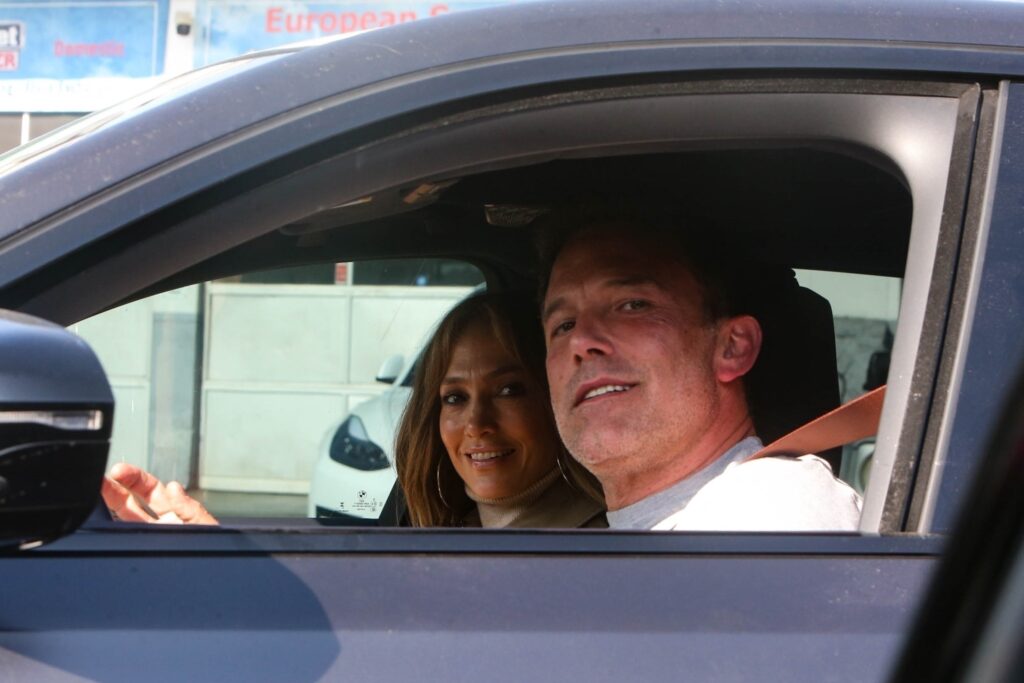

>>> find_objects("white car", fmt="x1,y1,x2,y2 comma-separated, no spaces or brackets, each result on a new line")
307,353,415,521
309,283,485,520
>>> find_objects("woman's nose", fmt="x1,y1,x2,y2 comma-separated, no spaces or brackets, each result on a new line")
465,399,497,436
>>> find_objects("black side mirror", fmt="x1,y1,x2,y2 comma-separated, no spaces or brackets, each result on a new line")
0,310,113,550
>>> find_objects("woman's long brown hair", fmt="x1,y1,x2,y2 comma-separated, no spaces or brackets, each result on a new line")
394,290,602,527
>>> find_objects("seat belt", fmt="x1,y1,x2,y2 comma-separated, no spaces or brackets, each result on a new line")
748,385,886,461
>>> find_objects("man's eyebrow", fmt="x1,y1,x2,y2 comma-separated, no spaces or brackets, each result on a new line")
441,364,523,385
541,295,566,324
605,275,663,290
542,276,664,323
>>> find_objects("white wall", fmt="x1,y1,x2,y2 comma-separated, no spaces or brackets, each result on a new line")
199,283,468,493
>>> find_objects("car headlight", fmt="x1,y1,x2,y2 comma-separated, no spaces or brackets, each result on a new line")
328,415,389,471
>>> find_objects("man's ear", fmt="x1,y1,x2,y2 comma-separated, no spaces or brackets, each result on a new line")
714,315,762,384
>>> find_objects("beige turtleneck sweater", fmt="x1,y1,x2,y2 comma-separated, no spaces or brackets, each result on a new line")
463,468,607,529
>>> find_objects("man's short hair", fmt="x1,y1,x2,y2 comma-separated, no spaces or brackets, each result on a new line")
534,204,746,322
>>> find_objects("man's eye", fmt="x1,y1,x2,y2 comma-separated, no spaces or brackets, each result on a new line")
621,299,650,311
550,320,575,337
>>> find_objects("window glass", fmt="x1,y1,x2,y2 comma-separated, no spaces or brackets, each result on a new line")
29,114,81,139
72,259,485,521
0,114,23,154
0,113,84,155
795,269,901,493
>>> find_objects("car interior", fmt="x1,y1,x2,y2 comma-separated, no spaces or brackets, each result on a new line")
177,146,910,453
5,79,972,533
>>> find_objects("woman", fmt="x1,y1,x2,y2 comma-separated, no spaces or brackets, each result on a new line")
103,291,603,528
396,291,606,528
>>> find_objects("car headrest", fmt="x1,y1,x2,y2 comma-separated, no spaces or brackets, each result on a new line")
741,268,842,472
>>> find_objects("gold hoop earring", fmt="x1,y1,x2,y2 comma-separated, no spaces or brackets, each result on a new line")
436,460,451,510
556,452,577,492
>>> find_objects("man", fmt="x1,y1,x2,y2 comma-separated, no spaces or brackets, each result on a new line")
105,216,860,531
540,218,861,531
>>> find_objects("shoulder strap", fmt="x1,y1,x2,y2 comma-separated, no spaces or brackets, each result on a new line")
749,385,886,461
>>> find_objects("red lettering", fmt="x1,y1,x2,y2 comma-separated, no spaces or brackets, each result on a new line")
267,7,426,35
430,4,449,16
319,13,338,33
0,50,17,70
266,7,282,32
53,40,124,57
360,11,377,30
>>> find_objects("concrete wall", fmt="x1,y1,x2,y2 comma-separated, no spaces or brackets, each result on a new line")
74,282,469,493
199,283,468,493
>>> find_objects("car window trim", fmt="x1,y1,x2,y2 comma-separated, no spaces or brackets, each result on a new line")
905,85,1005,533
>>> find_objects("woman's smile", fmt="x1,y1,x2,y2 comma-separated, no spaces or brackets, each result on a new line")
439,321,559,499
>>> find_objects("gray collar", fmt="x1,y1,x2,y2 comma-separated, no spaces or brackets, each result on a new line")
606,436,763,530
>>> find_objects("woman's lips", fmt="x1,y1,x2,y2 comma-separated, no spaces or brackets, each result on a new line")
464,448,514,464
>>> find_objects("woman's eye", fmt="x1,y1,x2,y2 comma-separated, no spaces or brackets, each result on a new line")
441,392,466,406
498,382,527,397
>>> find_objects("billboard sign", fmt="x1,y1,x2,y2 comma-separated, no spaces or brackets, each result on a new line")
0,0,168,112
195,1,514,66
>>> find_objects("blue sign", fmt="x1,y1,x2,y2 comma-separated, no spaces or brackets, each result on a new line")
0,0,167,80
195,0,514,67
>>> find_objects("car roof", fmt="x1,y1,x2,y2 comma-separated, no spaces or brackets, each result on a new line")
2,0,1023,242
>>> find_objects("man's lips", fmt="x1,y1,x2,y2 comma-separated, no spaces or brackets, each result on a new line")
573,379,637,407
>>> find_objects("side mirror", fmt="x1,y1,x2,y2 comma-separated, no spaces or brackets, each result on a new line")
0,310,113,551
375,354,404,384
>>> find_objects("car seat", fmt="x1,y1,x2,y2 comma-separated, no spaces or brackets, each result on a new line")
742,266,842,472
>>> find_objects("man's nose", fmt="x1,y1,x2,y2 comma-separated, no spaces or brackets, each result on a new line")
568,312,613,362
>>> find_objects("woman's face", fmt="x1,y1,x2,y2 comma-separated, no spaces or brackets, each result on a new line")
439,321,560,500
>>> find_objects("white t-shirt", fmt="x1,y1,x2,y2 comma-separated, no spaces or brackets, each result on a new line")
606,437,863,532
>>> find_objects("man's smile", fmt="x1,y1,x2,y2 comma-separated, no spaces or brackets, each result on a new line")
574,379,637,407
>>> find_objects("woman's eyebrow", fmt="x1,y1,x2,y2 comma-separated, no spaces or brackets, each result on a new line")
440,365,523,386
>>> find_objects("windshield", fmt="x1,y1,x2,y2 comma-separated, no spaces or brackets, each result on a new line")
0,52,288,176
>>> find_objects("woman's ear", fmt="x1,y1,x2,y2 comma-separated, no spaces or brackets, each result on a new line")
714,315,762,384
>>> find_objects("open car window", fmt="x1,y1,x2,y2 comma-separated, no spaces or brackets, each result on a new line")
31,76,976,538
73,259,484,522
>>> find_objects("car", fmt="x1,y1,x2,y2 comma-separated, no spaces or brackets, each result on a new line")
3,0,1024,679
308,284,486,521
307,349,414,520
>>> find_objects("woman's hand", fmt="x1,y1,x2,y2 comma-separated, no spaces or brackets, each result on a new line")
101,463,219,525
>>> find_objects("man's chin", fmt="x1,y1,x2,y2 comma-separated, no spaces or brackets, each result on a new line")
566,436,632,475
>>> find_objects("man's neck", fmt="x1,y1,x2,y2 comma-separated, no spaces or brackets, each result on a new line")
602,414,755,510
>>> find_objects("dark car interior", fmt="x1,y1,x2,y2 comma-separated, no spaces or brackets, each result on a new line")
2,81,938,529
110,145,911,524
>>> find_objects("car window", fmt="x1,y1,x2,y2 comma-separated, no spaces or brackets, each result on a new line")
794,270,901,494
71,258,484,521
37,79,973,537
74,255,900,524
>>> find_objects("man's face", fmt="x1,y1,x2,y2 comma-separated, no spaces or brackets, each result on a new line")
542,229,722,480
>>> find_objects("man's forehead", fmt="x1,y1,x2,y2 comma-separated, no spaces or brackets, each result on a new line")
542,229,701,317
548,229,682,290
